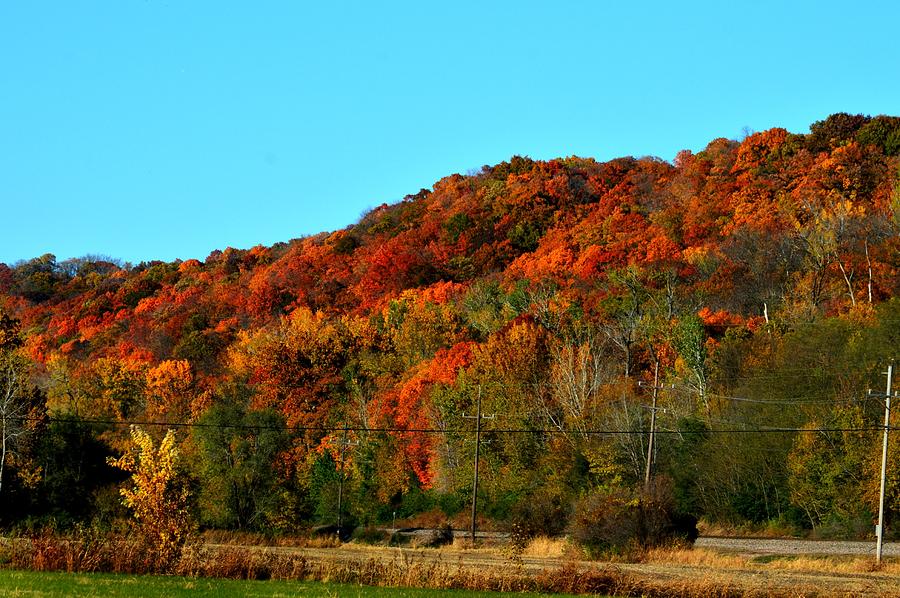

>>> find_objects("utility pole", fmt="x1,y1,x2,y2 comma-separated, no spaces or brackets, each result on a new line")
644,360,660,492
638,363,672,493
463,386,493,546
336,427,358,530
877,363,894,564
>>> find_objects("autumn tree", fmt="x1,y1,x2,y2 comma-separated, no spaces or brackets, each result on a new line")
600,267,649,379
144,359,194,421
673,314,709,412
807,113,870,154
108,427,194,571
787,411,870,531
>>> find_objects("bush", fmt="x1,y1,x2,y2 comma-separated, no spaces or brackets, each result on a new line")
510,489,570,539
413,522,454,548
569,480,697,557
351,527,390,545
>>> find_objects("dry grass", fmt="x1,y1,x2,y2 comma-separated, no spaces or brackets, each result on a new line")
6,531,900,597
449,536,473,550
753,554,900,575
200,529,340,549
202,529,281,547
179,548,762,597
522,536,568,558
0,532,766,597
641,544,900,576
643,546,749,569
643,544,890,572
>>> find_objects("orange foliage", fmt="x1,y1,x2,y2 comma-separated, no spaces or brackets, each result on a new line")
732,128,790,173
383,342,475,487
145,359,193,420
697,307,744,332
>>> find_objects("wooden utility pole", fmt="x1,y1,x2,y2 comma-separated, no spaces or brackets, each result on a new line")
638,363,672,493
463,387,493,546
877,363,894,564
644,360,660,492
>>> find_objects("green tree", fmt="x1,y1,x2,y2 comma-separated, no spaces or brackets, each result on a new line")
787,408,871,531
807,113,870,153
31,417,118,524
194,403,292,530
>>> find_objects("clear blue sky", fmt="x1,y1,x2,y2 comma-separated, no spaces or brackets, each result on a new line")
2,1,899,266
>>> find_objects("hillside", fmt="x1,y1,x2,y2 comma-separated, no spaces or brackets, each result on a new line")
2,112,900,536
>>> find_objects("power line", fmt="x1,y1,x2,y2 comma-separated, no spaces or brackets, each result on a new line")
1,414,889,436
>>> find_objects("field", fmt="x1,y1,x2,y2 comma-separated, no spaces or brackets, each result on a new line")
0,570,585,598
7,533,900,597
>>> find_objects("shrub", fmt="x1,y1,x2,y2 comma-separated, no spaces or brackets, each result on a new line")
510,489,569,539
413,522,454,548
569,480,697,557
352,527,391,545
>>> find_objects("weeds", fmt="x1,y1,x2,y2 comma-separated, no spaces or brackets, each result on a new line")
523,535,569,558
4,529,899,597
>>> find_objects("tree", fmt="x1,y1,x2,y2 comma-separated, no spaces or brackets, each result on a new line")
673,314,709,412
0,312,30,496
144,359,193,421
807,113,870,154
108,427,194,571
600,267,649,379
30,416,117,523
194,403,292,530
787,410,870,531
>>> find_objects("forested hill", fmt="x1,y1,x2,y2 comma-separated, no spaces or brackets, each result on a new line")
2,112,900,533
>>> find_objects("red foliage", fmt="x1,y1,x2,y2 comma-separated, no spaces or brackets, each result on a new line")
384,342,475,487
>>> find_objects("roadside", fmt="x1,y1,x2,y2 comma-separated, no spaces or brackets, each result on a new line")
205,537,900,597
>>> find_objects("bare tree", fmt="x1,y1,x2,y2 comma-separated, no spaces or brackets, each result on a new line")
0,313,29,496
543,327,616,444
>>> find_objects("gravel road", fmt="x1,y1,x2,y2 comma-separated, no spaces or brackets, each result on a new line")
697,536,900,557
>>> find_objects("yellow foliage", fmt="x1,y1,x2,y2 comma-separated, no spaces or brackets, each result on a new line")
108,426,194,570
583,443,625,488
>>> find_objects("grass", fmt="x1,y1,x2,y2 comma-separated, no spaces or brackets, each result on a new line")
523,536,569,558
11,530,900,596
0,569,589,598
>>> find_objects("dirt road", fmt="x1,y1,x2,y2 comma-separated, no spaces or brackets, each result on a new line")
210,538,900,597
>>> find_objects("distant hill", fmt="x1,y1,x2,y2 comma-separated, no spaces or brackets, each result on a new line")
2,112,900,534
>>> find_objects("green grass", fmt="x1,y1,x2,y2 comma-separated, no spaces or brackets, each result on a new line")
0,569,591,597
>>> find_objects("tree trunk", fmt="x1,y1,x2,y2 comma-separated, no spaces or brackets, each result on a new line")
837,261,855,307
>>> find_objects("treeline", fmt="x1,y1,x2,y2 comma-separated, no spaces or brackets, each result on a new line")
2,112,900,540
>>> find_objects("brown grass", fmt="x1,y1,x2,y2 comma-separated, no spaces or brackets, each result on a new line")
200,529,340,549
177,547,759,597
0,532,758,596
5,531,899,597
697,519,800,539
642,544,900,576
522,535,568,558
643,546,749,569
752,554,900,575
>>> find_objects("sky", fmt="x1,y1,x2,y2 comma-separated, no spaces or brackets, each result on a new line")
2,1,899,266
